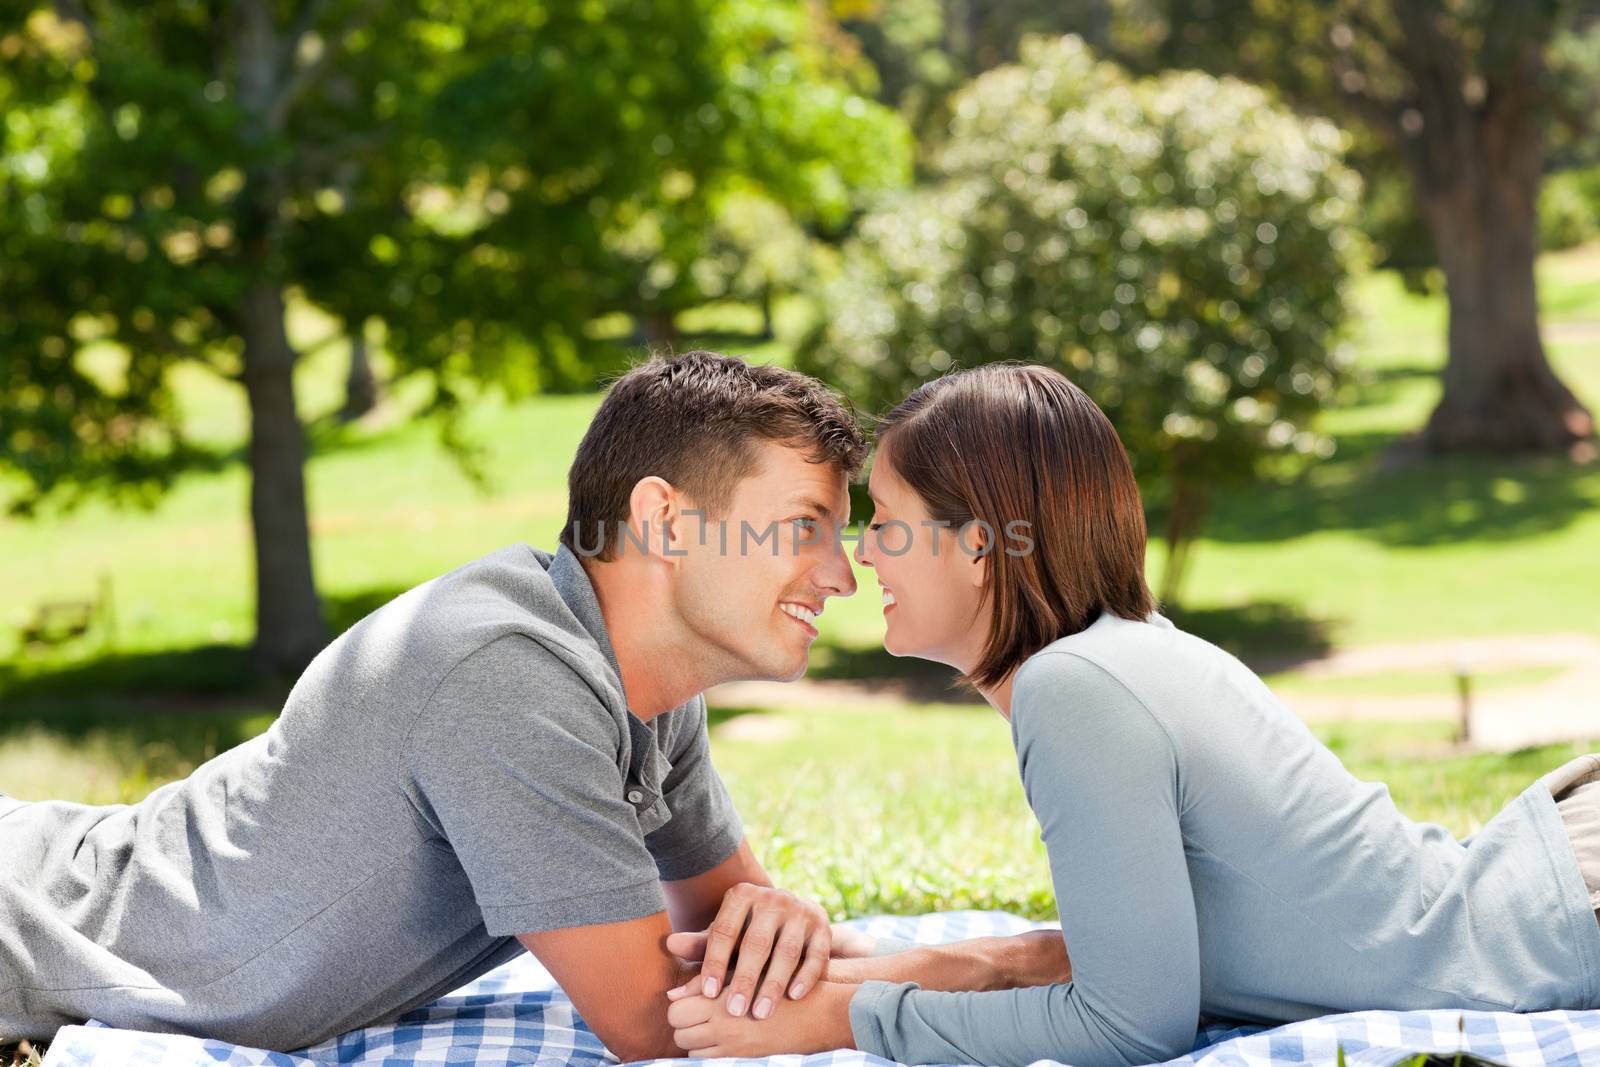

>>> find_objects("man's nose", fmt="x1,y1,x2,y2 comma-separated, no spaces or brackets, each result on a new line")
821,536,858,597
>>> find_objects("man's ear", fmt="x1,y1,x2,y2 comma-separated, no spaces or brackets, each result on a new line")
627,477,702,562
626,476,677,561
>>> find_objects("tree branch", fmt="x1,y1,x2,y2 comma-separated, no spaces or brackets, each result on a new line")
278,0,335,75
52,0,99,44
269,0,384,131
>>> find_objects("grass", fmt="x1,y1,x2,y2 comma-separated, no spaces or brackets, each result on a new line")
722,709,1596,920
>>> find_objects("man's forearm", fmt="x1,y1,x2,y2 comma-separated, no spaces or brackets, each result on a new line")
824,931,1070,993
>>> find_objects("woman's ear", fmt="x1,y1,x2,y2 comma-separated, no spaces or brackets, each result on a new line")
967,548,990,589
960,521,992,589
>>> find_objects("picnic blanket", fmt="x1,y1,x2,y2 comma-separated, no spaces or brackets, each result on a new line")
42,911,1600,1067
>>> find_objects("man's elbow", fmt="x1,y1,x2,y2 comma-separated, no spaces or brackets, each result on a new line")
604,1033,685,1063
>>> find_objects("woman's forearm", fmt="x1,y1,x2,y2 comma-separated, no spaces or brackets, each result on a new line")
825,930,1070,992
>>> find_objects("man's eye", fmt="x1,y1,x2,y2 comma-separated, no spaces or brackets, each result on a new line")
794,518,818,532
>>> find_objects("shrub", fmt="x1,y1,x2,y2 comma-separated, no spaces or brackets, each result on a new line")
799,36,1365,603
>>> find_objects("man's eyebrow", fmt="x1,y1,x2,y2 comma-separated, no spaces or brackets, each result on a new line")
790,496,840,521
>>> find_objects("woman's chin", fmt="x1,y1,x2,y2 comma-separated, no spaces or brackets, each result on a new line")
881,632,924,660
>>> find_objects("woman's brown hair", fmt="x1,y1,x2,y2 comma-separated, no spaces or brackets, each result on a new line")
876,363,1155,689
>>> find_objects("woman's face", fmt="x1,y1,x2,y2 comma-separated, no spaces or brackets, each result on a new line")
854,443,989,671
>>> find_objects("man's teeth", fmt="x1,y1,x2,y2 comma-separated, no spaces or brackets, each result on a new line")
780,603,817,625
882,589,896,606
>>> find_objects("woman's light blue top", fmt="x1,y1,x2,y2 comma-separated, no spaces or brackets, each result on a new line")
849,613,1600,1067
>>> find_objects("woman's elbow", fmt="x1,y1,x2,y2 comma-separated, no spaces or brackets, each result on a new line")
1109,1016,1197,1067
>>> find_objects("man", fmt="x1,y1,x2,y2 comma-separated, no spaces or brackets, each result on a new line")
1,352,1065,1058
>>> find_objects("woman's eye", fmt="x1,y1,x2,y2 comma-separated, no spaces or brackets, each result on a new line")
868,522,884,532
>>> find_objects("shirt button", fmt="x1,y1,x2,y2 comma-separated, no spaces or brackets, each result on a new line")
627,789,645,804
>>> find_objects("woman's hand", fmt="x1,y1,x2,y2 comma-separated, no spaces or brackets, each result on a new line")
662,882,831,1018
668,980,857,1057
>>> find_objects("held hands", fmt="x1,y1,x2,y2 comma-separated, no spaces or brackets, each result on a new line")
664,882,832,1020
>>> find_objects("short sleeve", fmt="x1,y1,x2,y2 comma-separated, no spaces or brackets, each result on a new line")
404,635,667,936
645,696,744,881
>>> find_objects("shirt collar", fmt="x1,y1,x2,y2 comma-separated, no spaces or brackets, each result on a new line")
546,544,675,814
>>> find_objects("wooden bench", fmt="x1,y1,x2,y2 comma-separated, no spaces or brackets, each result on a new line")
19,576,113,649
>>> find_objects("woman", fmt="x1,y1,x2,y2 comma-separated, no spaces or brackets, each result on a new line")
668,364,1600,1067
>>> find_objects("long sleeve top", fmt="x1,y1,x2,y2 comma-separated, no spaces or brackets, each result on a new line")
849,613,1600,1067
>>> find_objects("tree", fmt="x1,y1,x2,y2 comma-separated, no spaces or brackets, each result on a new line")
596,2,911,342
1140,0,1597,455
798,36,1364,603
834,0,1119,146
0,0,904,675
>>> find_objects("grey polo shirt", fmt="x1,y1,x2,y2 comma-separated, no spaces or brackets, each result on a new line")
0,544,743,1051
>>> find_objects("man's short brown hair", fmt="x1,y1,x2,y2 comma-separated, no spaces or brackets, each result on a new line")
561,351,868,561
876,363,1155,689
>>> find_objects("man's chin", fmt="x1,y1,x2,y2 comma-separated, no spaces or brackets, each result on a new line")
748,643,811,684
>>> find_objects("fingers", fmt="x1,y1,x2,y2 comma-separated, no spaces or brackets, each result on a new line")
667,996,717,1030
751,917,808,1018
672,1022,718,1053
698,888,755,998
787,927,830,1000
723,909,782,1017
665,930,710,961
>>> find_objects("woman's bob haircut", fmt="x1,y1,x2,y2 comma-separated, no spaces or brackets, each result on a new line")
875,363,1156,690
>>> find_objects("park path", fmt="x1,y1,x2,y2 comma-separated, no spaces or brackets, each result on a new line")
1272,633,1600,749
706,633,1600,751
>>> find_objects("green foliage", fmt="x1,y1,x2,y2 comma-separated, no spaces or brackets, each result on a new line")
798,36,1364,598
597,0,911,326
1539,166,1600,252
0,0,909,504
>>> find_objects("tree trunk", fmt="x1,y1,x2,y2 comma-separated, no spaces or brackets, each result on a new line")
340,321,378,421
231,0,326,675
1158,475,1210,609
758,284,775,341
1412,75,1594,453
242,282,327,676
636,309,679,348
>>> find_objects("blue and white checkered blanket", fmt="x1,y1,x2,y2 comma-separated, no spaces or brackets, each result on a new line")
43,912,1600,1067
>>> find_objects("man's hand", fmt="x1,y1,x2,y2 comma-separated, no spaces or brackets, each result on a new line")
1009,928,1073,986
663,882,830,1018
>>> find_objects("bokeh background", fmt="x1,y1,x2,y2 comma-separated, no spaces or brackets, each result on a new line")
2,0,1599,918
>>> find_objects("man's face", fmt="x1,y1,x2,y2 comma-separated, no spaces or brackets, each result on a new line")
672,441,856,683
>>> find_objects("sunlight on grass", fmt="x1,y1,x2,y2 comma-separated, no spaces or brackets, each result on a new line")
711,708,1591,920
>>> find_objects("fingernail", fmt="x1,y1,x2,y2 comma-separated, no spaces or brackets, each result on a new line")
789,983,807,999
754,997,772,1020
728,994,746,1017
703,977,719,998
